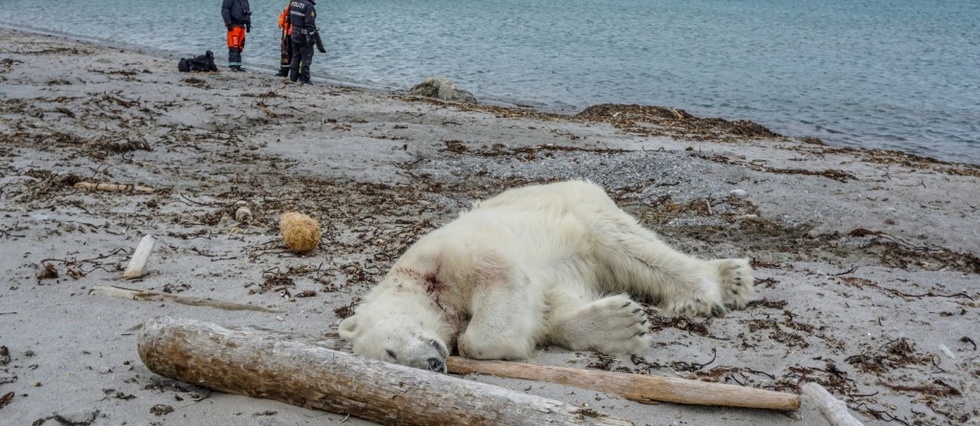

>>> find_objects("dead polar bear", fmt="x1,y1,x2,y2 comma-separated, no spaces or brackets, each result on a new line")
339,180,753,373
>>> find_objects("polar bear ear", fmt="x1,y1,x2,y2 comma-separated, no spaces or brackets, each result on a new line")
338,315,359,339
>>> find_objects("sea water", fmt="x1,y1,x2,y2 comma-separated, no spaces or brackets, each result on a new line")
0,0,977,165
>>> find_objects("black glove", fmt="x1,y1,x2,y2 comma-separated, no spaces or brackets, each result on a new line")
246,24,251,33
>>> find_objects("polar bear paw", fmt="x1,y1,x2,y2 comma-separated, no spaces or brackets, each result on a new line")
658,258,753,317
712,258,753,310
552,294,653,354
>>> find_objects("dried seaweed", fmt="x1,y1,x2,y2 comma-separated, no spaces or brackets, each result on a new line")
845,338,936,374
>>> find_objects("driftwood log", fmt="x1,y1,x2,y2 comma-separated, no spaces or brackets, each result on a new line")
137,317,632,426
448,357,801,411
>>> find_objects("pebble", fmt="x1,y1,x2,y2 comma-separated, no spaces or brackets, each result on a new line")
730,189,748,198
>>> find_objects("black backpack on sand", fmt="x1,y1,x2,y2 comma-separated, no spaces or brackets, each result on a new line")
178,51,218,72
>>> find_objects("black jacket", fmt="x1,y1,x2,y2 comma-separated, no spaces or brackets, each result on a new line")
221,0,252,27
288,0,317,35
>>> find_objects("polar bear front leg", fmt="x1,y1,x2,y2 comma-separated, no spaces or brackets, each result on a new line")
547,294,653,354
456,281,541,360
592,216,754,316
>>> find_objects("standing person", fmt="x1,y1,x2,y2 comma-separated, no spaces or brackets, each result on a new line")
221,0,252,72
288,0,321,84
276,1,293,77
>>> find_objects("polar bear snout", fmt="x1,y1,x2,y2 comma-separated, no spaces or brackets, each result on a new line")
390,338,448,373
426,356,446,373
421,338,449,373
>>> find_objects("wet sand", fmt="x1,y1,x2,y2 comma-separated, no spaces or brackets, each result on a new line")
1,28,979,425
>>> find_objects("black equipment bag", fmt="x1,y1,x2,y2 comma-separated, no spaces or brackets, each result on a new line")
178,51,218,72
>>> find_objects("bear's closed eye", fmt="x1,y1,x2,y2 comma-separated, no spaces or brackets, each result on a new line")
385,349,397,360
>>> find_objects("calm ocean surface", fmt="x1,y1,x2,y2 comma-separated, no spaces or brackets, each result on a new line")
1,0,977,164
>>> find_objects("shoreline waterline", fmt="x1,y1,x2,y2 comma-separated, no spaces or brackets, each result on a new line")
1,22,976,167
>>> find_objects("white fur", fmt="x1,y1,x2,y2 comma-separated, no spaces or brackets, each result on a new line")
339,180,753,372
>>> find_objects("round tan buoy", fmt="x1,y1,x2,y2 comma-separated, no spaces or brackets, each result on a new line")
279,212,321,253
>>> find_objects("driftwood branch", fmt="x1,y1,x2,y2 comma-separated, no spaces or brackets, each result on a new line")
137,317,633,426
90,285,282,313
801,383,865,426
123,234,156,279
447,357,801,411
73,181,155,193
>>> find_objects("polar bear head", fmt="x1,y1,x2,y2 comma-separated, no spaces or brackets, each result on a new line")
339,310,452,373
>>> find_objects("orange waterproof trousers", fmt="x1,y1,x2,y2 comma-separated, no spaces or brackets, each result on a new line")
227,26,246,50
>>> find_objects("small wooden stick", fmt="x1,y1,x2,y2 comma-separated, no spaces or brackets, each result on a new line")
447,356,801,411
89,285,283,313
73,181,154,193
123,234,156,279
801,383,864,426
138,317,633,426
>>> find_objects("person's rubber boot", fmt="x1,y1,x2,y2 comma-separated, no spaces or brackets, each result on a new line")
276,68,289,77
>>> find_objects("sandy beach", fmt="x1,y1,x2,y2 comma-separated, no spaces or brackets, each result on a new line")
1,28,979,425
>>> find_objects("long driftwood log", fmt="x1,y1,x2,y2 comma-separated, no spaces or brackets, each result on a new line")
448,357,801,411
137,317,633,426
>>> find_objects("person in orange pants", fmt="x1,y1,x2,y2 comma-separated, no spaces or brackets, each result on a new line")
276,1,293,77
221,0,252,72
